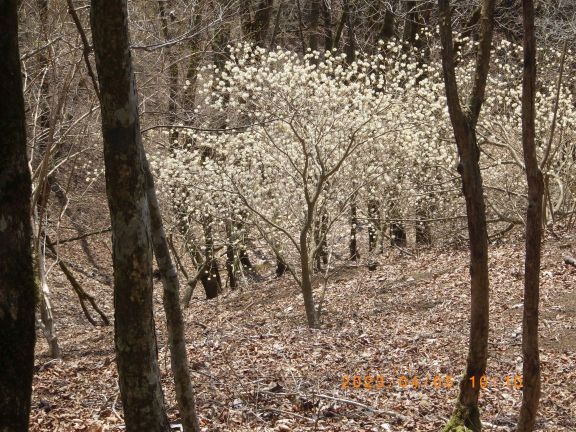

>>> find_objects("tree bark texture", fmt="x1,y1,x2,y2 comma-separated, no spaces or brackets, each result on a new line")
144,160,201,432
517,0,543,429
0,2,37,429
438,0,496,430
90,0,170,429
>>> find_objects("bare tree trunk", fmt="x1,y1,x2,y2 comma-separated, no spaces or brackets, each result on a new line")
0,2,37,428
201,219,221,299
321,0,333,50
144,160,201,432
378,3,395,43
33,0,61,359
90,1,170,429
46,236,110,326
402,0,421,47
349,199,359,260
368,199,381,252
240,0,273,47
183,6,204,124
343,0,355,64
300,230,318,328
158,0,180,145
33,224,60,358
276,255,287,277
225,221,238,289
517,0,543,429
314,212,328,270
269,1,284,49
438,0,496,430
308,0,321,51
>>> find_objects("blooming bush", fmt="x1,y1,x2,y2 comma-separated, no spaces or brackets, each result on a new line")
151,39,576,326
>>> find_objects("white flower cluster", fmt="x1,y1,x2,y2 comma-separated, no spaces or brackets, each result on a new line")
151,38,576,271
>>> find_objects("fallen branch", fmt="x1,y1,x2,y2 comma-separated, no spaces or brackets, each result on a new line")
47,226,111,246
261,407,315,422
314,393,407,421
46,235,110,326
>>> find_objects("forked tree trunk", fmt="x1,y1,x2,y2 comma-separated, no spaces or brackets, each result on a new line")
0,3,37,428
438,0,496,430
90,1,170,430
517,0,543,429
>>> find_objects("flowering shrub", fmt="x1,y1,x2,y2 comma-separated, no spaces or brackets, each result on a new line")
151,39,576,325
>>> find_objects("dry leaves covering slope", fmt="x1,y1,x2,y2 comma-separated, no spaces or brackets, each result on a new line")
31,237,576,431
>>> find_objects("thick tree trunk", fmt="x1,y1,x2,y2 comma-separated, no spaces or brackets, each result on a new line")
517,0,543,429
390,222,407,246
90,1,170,430
447,128,490,431
0,3,37,429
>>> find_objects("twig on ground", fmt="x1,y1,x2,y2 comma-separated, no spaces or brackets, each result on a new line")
314,393,408,421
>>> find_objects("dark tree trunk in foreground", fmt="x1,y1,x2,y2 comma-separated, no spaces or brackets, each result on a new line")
90,1,170,430
517,0,543,429
0,2,37,429
438,0,496,430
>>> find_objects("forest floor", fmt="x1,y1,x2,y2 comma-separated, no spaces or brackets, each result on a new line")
31,235,576,431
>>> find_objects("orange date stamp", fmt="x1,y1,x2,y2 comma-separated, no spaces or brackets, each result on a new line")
341,374,523,391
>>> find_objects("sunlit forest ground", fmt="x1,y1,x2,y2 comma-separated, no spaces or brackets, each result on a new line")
32,233,576,431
